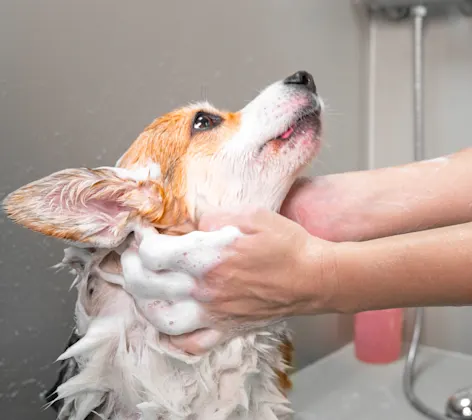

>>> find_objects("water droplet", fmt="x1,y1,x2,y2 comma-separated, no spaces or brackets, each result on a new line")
14,330,20,336
21,378,36,386
25,266,31,271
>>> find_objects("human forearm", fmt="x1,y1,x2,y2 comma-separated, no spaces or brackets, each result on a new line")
282,148,472,241
321,222,472,313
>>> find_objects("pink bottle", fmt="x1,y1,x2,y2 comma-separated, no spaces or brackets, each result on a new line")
354,309,404,364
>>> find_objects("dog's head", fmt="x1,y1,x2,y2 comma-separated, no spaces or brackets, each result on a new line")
4,71,322,247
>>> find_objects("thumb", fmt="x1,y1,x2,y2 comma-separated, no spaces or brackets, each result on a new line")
169,328,224,355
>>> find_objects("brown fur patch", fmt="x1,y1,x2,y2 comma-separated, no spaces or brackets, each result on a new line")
276,338,294,393
117,106,241,232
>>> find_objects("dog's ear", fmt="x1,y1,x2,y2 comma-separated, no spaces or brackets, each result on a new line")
3,167,164,248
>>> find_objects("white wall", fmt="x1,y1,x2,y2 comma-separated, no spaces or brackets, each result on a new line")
369,9,472,353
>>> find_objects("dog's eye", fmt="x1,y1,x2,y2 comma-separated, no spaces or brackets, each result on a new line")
192,112,222,134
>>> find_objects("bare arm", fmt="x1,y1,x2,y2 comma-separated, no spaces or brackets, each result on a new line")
323,222,472,313
282,148,472,241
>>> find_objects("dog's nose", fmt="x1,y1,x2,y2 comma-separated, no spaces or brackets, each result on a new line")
283,71,317,94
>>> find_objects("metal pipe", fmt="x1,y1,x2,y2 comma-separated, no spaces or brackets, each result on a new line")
412,5,426,162
402,5,455,420
401,6,450,420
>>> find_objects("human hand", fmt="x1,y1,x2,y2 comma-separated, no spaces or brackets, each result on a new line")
97,224,242,338
169,208,340,355
279,176,363,242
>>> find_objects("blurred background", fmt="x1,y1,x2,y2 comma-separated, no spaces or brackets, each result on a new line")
0,1,471,419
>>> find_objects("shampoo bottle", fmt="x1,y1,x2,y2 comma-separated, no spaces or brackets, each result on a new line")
354,309,403,364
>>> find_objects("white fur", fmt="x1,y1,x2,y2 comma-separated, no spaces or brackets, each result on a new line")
108,163,162,182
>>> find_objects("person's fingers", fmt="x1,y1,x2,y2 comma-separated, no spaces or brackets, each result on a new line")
169,328,224,355
191,283,218,302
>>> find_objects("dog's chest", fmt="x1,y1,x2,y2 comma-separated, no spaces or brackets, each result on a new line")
133,329,291,420
60,325,293,420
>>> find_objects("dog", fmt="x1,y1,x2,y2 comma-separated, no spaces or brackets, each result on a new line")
3,70,323,420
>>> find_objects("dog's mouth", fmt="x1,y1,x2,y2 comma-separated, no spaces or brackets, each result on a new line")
262,110,319,151
276,125,297,141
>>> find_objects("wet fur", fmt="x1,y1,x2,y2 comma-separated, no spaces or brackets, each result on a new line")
45,247,293,420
